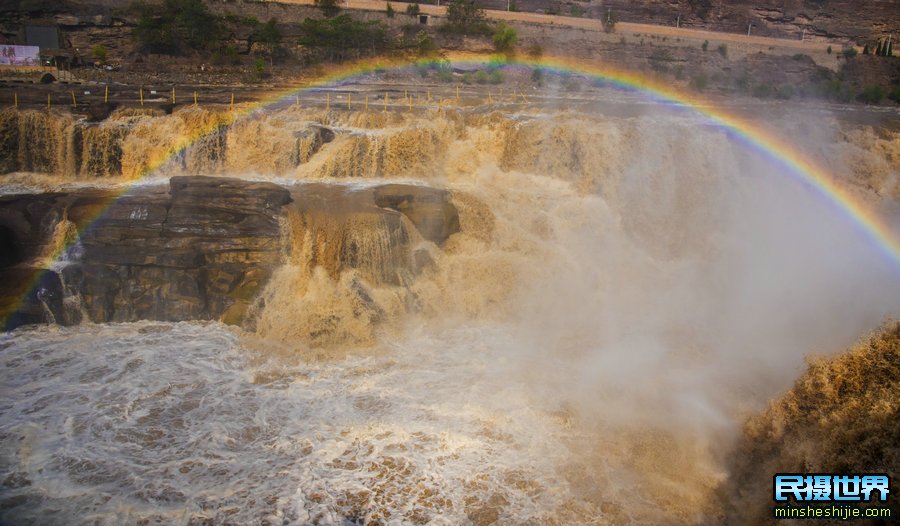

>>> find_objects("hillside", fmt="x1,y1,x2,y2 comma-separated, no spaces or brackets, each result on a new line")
1,0,898,108
477,0,900,43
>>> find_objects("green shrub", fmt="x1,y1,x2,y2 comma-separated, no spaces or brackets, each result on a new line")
827,45,832,54
386,2,395,17
415,30,435,56
688,0,712,19
775,85,793,100
406,3,420,16
889,87,900,104
841,46,857,59
299,15,389,61
526,42,543,58
816,79,855,102
858,85,886,104
649,49,674,73
492,23,517,53
689,73,708,91
252,57,266,80
531,67,544,84
752,83,791,99
701,40,709,51
225,45,240,64
717,43,728,58
254,18,281,45
91,44,107,63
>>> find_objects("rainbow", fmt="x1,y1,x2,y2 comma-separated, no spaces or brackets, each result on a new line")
3,52,899,327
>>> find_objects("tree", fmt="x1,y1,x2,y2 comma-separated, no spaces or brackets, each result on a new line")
314,0,341,18
492,23,517,53
251,57,269,81
442,0,489,35
131,0,220,54
386,2,395,18
299,15,389,62
253,18,282,47
252,18,282,65
405,3,420,16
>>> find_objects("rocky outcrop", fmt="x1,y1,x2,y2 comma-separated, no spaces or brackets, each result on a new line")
0,176,462,331
0,176,292,329
373,184,460,245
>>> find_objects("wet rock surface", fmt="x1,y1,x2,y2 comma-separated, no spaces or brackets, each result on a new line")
373,184,460,245
0,176,461,330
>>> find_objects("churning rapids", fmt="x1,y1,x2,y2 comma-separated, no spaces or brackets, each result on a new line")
1,91,899,525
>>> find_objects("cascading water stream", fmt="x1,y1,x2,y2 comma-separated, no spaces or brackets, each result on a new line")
0,97,898,524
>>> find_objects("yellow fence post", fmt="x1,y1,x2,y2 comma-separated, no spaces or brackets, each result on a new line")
140,87,144,106
13,92,17,109
326,93,330,111
365,95,369,112
105,85,109,103
348,93,351,110
172,87,176,105
408,94,412,112
193,91,198,105
231,93,235,112
47,93,50,111
71,91,76,108
383,92,388,113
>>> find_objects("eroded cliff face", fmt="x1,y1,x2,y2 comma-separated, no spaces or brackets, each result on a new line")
0,177,460,342
484,0,900,41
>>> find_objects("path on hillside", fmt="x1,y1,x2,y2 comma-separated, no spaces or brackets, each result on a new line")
278,0,839,55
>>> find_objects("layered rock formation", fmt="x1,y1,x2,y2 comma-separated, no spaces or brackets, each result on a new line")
0,176,460,332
